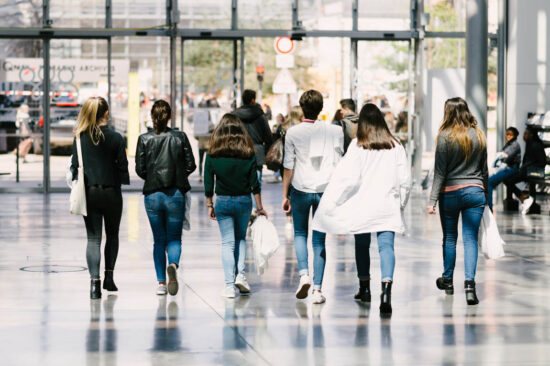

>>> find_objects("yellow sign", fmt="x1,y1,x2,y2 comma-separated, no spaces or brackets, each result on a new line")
127,72,140,156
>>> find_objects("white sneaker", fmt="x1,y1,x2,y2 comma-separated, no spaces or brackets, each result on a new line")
522,196,534,215
311,290,326,304
222,286,236,298
156,284,167,295
295,275,311,299
235,274,251,294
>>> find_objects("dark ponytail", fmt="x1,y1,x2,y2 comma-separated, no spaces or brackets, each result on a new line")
151,100,171,134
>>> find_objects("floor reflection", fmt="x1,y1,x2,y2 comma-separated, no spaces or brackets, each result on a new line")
86,295,118,366
152,297,181,352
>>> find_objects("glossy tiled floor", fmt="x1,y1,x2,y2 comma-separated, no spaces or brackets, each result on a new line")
1,182,550,366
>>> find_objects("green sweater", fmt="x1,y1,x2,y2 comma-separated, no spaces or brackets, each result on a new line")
204,155,260,197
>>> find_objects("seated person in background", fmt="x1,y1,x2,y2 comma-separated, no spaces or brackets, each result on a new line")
487,127,521,210
503,126,547,214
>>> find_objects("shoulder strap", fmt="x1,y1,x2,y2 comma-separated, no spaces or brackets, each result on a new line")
76,137,84,169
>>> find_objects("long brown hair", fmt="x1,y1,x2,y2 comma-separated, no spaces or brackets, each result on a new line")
208,113,255,159
356,103,398,150
438,97,486,160
151,100,171,134
74,96,108,145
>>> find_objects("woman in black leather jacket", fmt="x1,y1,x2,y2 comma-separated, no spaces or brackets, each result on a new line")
135,100,196,296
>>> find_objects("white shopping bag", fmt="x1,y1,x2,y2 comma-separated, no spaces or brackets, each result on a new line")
250,216,280,275
478,206,505,259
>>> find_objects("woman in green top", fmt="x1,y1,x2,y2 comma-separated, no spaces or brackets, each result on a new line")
204,114,268,298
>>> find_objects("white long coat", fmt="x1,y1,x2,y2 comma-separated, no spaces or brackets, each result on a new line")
312,139,411,235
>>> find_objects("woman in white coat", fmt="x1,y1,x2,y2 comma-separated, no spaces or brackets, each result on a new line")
312,103,410,315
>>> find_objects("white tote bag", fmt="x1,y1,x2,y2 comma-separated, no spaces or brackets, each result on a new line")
478,206,505,259
251,216,280,275
69,137,87,216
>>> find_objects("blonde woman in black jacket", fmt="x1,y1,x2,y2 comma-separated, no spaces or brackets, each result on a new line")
136,100,196,296
70,97,130,299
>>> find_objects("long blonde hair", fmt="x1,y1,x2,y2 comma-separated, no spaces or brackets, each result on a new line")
288,105,303,126
437,97,486,160
74,97,109,145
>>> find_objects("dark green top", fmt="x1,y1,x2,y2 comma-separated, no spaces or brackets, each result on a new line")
204,155,260,197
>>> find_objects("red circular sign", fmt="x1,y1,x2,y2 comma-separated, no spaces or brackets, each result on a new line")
256,65,264,74
274,37,294,54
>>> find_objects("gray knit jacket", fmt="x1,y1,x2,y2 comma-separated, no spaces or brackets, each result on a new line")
429,128,489,206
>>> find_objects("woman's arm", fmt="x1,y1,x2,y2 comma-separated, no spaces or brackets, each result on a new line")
116,134,130,185
181,132,197,175
428,136,448,211
135,135,147,180
397,145,411,209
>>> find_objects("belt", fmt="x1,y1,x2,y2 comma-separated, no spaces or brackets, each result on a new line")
90,184,115,189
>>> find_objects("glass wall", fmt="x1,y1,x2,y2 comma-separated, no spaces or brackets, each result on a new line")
50,0,105,28
238,0,293,29
300,0,353,30
358,0,410,30
0,39,44,189
179,0,232,28
0,1,43,28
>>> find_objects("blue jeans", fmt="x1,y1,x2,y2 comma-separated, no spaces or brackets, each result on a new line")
290,187,326,290
215,195,252,286
355,232,395,282
438,186,486,281
488,166,518,209
144,188,185,282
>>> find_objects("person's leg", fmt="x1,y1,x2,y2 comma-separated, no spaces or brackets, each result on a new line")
102,188,123,272
504,171,524,200
215,197,238,287
145,192,168,283
84,192,103,280
311,192,326,291
460,187,486,281
234,196,252,277
489,167,519,209
290,189,311,277
164,189,185,267
438,191,460,279
377,231,396,282
354,233,371,280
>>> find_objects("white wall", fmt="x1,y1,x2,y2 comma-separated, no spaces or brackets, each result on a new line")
507,0,550,132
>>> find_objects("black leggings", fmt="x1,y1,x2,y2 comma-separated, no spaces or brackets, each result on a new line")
505,170,536,201
83,186,123,279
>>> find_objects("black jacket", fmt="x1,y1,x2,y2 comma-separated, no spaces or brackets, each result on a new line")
521,138,546,170
71,125,129,188
135,128,196,195
233,104,273,167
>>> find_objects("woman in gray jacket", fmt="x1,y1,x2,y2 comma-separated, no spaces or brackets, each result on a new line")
427,97,488,306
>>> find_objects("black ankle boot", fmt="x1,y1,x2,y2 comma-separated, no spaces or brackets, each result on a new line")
90,279,102,299
464,280,479,305
436,277,454,295
103,270,118,291
379,281,392,315
354,279,371,302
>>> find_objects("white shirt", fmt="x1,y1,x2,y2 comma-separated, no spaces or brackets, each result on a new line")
312,139,411,234
283,120,344,193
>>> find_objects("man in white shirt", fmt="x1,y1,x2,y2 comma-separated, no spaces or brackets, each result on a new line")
281,90,344,304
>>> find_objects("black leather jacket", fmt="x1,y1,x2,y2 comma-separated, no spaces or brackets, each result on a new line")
135,128,196,195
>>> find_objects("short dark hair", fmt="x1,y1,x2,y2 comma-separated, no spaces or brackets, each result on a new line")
506,126,519,138
242,89,256,105
151,100,171,134
340,98,356,113
299,90,323,120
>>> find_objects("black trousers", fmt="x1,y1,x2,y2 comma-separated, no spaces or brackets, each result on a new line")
504,169,536,201
83,186,123,279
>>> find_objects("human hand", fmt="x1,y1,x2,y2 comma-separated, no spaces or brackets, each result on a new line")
282,198,291,214
257,208,268,219
208,207,216,220
427,206,436,215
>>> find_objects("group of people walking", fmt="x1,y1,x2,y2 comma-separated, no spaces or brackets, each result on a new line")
70,90,493,315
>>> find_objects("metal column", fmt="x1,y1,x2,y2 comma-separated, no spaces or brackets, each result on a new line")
240,39,245,103
42,0,51,193
412,0,425,187
168,0,178,128
350,0,358,104
232,1,238,108
466,0,488,133
496,0,507,151
106,0,112,113
180,38,185,131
